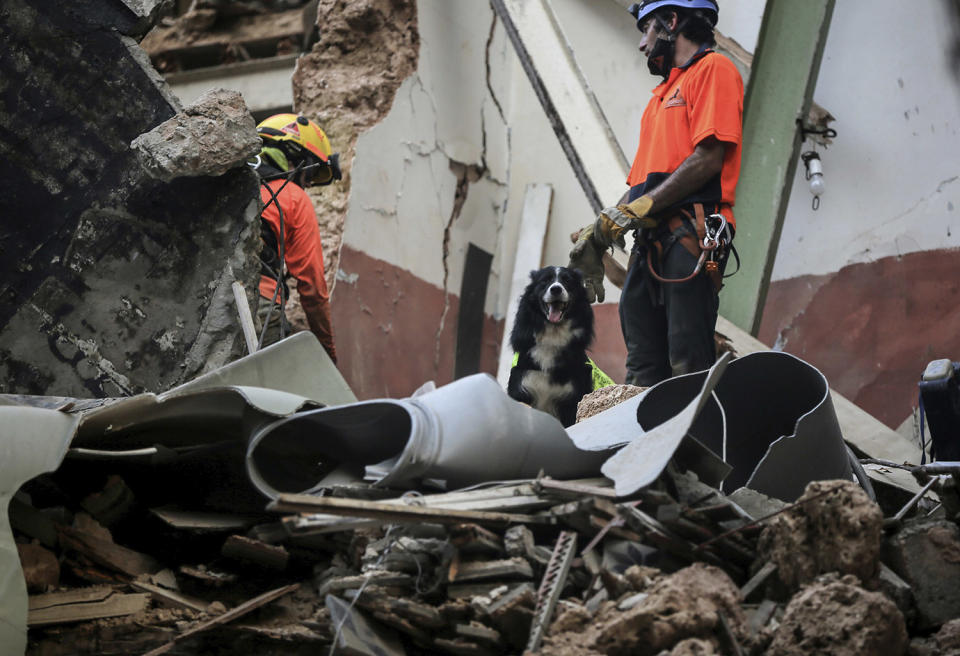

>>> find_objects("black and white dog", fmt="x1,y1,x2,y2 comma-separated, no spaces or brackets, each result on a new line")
507,266,595,427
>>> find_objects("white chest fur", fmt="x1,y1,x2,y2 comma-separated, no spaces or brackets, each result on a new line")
529,322,583,370
520,322,584,415
520,370,574,416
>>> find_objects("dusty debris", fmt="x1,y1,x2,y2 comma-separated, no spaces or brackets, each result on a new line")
935,617,960,652
882,518,960,630
758,479,883,591
576,384,647,423
543,563,746,656
17,543,60,593
664,638,721,656
6,344,949,655
767,574,908,656
131,88,260,181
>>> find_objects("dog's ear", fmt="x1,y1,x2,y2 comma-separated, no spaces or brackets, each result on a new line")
529,269,538,280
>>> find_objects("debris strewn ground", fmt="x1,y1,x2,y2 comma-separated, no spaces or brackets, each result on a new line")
12,395,956,656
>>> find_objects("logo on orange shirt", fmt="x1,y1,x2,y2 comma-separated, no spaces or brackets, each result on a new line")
665,88,686,108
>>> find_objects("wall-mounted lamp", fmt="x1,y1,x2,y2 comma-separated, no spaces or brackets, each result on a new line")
798,119,837,212
802,150,824,210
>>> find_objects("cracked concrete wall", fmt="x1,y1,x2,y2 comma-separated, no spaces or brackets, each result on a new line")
336,1,507,397
759,0,960,428
0,0,261,398
333,0,765,396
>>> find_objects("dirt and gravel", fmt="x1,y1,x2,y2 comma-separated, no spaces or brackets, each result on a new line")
767,574,908,656
541,563,747,656
758,479,884,591
576,384,648,422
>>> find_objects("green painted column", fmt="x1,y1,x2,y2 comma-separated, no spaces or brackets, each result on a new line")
719,0,835,334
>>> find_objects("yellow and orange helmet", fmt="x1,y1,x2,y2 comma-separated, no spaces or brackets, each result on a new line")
256,113,341,185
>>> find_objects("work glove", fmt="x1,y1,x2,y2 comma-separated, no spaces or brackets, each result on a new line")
593,194,657,249
568,224,606,304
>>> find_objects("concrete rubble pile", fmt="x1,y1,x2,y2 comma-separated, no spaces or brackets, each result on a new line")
5,337,960,656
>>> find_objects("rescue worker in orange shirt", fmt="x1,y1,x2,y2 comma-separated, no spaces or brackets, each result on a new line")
569,0,742,386
251,114,341,362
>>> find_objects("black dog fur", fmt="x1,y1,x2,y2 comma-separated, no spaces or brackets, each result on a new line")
507,266,595,427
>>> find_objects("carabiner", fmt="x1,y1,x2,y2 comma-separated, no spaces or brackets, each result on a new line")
703,213,727,250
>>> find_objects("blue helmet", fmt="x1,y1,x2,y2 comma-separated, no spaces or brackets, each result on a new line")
628,0,719,29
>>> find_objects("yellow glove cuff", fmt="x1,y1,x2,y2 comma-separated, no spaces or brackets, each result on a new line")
618,194,654,220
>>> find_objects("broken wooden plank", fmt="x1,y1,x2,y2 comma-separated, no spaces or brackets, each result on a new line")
349,590,445,629
29,587,112,610
58,526,159,577
450,558,534,584
456,621,503,646
129,580,209,613
179,565,237,587
28,590,149,627
150,507,263,532
287,483,556,534
447,583,511,600
369,609,433,644
587,514,644,543
270,493,551,526
534,477,617,499
740,562,777,602
434,637,498,656
221,535,289,571
451,523,505,556
317,572,414,597
143,583,299,656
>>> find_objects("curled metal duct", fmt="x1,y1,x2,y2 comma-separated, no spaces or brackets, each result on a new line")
246,373,611,497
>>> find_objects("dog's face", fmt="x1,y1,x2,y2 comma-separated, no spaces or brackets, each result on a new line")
526,266,586,324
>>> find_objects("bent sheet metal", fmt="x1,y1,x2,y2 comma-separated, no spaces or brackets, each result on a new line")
569,351,853,501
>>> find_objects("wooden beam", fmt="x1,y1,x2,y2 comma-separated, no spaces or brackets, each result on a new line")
143,584,299,656
269,494,550,526
497,184,553,386
28,590,149,627
719,0,836,333
129,581,209,613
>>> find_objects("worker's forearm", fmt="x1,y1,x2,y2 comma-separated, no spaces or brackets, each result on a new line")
646,138,725,214
299,292,337,363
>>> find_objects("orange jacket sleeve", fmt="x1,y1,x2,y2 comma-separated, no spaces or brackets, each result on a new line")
259,180,337,362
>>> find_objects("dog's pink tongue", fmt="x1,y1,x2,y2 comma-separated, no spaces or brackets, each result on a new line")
547,306,563,323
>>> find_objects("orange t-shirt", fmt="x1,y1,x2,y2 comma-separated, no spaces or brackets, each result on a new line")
258,179,336,360
626,50,743,227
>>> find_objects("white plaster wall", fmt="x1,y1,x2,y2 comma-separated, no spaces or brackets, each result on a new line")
715,1,764,53
772,0,960,280
344,0,766,319
344,0,508,301
167,58,296,114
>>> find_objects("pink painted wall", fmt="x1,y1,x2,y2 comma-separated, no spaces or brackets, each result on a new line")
759,248,960,428
331,246,502,400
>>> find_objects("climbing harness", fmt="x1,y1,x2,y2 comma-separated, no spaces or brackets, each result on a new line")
644,203,738,291
248,158,309,348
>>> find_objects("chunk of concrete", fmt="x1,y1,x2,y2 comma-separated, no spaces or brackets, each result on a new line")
768,575,907,656
592,563,745,655
883,519,960,630
758,480,883,591
132,88,260,182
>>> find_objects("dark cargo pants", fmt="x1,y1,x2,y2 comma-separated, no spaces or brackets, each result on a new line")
618,236,720,387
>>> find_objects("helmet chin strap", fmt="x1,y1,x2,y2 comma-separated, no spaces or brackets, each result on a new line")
646,13,690,79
